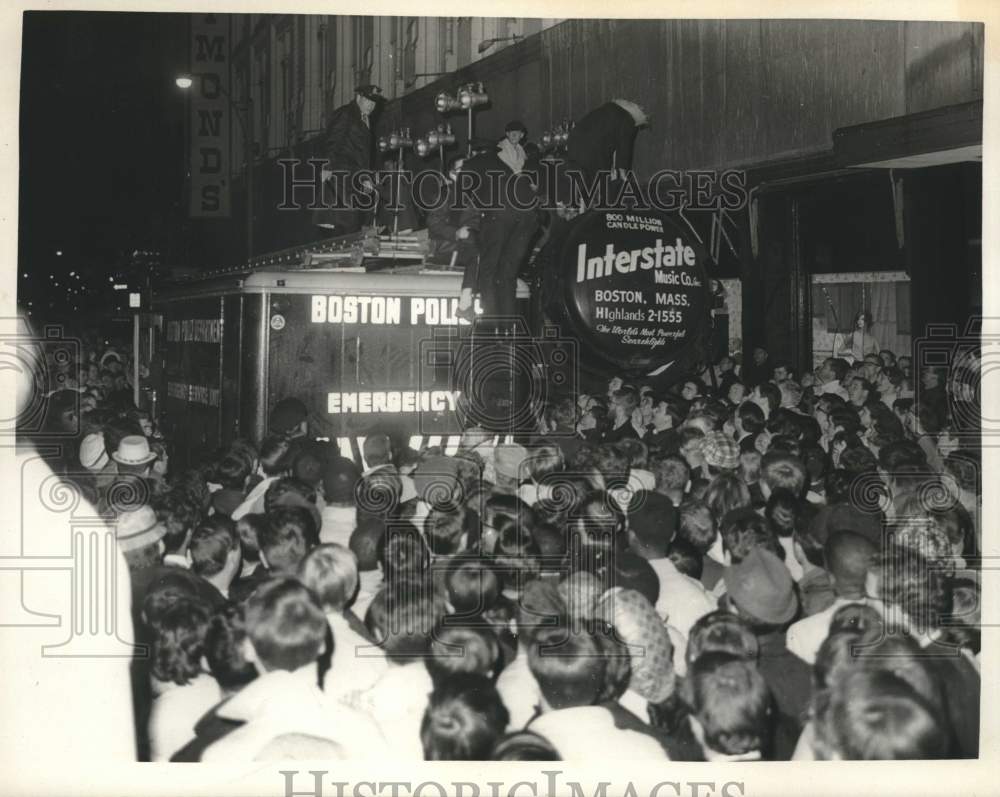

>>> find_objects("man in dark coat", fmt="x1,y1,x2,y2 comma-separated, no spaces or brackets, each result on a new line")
566,99,649,184
426,155,480,316
312,84,384,234
461,138,538,324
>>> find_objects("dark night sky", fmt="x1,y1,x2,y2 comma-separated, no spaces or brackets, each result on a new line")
19,11,189,299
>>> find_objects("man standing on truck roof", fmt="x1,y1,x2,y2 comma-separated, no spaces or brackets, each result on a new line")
313,84,384,235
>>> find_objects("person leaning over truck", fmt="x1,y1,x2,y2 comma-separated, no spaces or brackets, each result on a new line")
426,155,481,322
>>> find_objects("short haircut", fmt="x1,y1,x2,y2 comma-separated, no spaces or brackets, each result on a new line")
528,626,606,709
263,477,317,513
349,516,384,572
245,577,328,672
871,545,950,630
260,506,319,575
613,387,640,412
425,623,502,684
152,489,201,555
235,513,266,564
824,531,876,592
764,488,802,538
704,472,752,523
720,507,782,564
378,522,431,581
761,452,808,498
612,551,660,607
737,401,765,435
650,453,690,492
151,598,212,685
685,652,772,756
525,442,564,482
421,674,510,760
259,435,292,476
667,535,703,580
779,380,804,407
686,611,759,669
216,453,251,490
446,559,501,617
204,602,258,691
814,668,947,759
614,438,648,469
298,544,359,613
424,505,468,556
189,515,240,577
365,587,440,663
678,499,717,554
545,395,579,430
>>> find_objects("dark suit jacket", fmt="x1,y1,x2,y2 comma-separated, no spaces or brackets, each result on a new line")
566,102,639,182
313,101,374,228
755,630,813,759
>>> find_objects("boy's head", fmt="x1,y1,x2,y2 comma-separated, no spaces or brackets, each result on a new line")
349,516,385,572
421,674,510,760
244,577,328,673
204,602,258,693
678,499,717,555
188,515,242,586
684,652,772,756
446,558,501,616
259,435,292,476
235,513,267,565
760,452,808,499
216,452,251,491
650,453,690,496
528,626,606,710
824,531,876,598
363,434,393,468
685,611,759,670
260,506,319,575
149,597,212,686
298,544,360,614
425,623,502,684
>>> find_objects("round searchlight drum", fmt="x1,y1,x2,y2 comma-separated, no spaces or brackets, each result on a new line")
558,209,712,377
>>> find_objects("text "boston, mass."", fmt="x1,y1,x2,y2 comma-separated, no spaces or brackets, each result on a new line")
576,238,697,284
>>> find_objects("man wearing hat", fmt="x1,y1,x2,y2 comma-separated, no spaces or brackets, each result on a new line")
497,120,527,174
700,430,740,475
461,136,539,322
723,547,812,758
313,84,384,234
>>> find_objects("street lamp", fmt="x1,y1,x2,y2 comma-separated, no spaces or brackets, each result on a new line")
175,73,255,263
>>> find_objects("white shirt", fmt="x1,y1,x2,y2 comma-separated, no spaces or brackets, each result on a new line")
495,650,543,730
529,706,668,760
647,557,716,637
202,665,387,762
230,475,278,520
815,379,849,400
324,612,387,706
359,662,434,761
319,504,356,547
148,672,222,761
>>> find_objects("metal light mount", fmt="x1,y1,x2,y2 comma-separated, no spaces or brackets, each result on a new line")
457,82,489,110
435,91,462,113
387,128,414,151
415,124,457,171
541,120,573,152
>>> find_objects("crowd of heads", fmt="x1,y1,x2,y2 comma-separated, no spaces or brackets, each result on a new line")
23,332,982,762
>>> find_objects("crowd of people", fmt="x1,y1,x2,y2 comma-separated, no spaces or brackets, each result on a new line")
25,333,982,763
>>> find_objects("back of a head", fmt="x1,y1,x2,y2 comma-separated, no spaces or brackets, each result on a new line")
425,622,501,684
245,577,328,672
704,472,752,522
268,397,308,437
260,505,319,575
421,673,510,760
686,610,759,669
720,507,781,564
492,730,561,761
824,531,875,594
350,516,384,572
323,456,362,506
365,585,441,664
298,543,359,613
188,515,240,578
627,490,677,557
150,598,212,686
685,652,772,756
259,435,292,476
815,668,947,760
760,451,808,499
204,602,258,692
446,558,500,616
216,452,251,490
650,452,690,494
527,625,605,710
678,499,716,555
378,521,430,581
611,551,660,607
